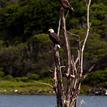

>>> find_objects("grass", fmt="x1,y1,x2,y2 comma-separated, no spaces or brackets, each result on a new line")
80,85,92,95
0,80,54,95
0,80,93,95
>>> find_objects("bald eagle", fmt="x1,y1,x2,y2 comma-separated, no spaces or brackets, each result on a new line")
59,0,74,11
48,29,61,49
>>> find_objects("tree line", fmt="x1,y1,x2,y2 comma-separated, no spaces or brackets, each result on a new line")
0,0,107,88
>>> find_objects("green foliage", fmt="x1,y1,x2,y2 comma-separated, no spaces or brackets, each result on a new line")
15,77,29,82
90,3,107,37
3,75,14,80
0,69,4,78
28,74,40,80
0,0,107,89
84,34,107,66
0,33,52,80
84,68,107,87
0,0,59,42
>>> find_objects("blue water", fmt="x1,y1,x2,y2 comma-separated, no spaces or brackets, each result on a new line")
77,96,107,107
0,95,106,107
0,95,55,107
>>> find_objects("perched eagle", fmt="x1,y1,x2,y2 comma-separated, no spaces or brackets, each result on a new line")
48,28,61,49
59,0,74,11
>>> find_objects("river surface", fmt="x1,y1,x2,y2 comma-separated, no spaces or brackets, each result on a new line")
0,95,106,107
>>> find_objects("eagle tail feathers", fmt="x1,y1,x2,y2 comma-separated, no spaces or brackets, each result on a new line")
54,44,61,50
57,44,61,48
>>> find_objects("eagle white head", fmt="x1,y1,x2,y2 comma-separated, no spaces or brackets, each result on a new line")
48,28,54,33
48,28,61,49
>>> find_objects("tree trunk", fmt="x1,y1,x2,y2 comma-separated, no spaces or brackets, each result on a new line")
53,1,91,107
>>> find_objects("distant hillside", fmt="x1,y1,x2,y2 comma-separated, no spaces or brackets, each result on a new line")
0,0,107,89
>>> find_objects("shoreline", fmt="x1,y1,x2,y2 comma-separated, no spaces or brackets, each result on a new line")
0,81,106,96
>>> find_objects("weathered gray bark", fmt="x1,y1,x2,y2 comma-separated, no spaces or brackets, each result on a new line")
53,0,91,107
53,49,64,107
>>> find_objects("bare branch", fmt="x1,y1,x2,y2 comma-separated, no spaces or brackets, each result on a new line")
62,13,72,76
34,81,53,88
52,1,92,107
67,31,80,37
80,0,91,76
57,18,61,37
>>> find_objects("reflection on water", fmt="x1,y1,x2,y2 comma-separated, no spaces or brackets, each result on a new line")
0,95,106,107
77,96,107,107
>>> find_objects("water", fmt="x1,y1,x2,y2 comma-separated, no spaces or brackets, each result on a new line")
77,96,107,107
0,95,106,107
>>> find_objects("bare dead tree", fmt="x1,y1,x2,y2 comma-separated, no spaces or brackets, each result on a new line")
52,0,92,107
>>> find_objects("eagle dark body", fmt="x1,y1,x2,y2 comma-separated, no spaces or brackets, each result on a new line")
48,28,61,48
49,32,60,45
59,0,74,11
